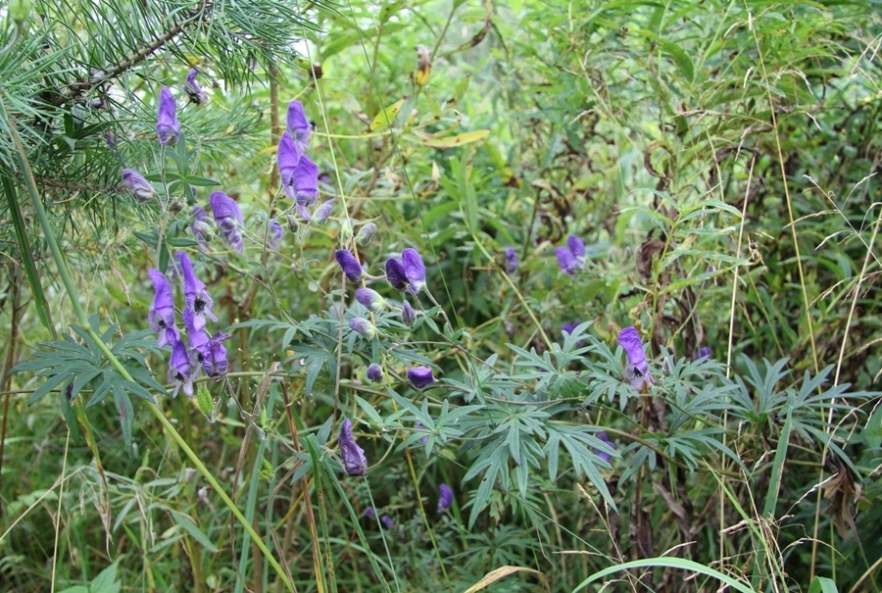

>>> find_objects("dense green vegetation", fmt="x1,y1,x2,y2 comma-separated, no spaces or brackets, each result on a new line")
2,0,882,591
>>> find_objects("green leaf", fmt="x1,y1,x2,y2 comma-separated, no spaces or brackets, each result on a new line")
573,558,755,593
113,386,134,453
763,411,792,518
170,510,219,553
807,576,838,593
89,559,121,593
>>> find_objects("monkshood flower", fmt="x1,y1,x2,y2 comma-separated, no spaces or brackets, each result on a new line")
595,431,617,464
121,168,153,203
168,339,195,397
313,198,334,224
385,257,409,292
556,234,586,276
209,191,244,254
176,251,216,330
295,203,312,223
277,132,301,190
694,347,711,361
286,99,311,150
356,288,387,313
568,234,586,258
402,248,426,293
199,331,231,378
357,222,377,245
156,86,180,145
183,306,210,354
618,326,652,390
292,155,320,207
364,506,377,519
437,484,453,514
268,219,283,251
401,300,416,326
335,250,364,282
505,248,518,273
339,418,367,476
184,68,207,105
407,366,436,389
366,363,383,383
191,206,212,251
380,515,395,530
349,317,377,340
147,269,178,348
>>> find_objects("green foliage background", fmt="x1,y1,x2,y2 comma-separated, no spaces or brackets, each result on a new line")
1,0,882,592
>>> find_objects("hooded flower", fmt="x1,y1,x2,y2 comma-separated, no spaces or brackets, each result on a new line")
407,366,436,389
618,326,651,390
595,431,617,464
349,317,377,340
355,288,387,313
401,300,416,326
556,235,586,276
366,363,384,383
364,506,377,519
339,418,367,476
357,222,377,245
567,234,586,258
286,99,311,150
385,257,409,292
313,198,333,224
694,347,711,361
380,515,395,530
199,331,231,378
184,68,207,105
401,248,426,293
121,168,153,203
176,251,216,330
156,86,180,145
335,250,364,282
277,132,301,190
183,306,211,351
209,191,244,253
291,155,319,207
437,484,453,514
168,339,195,397
147,269,178,347
504,248,518,273
268,219,283,251
191,206,212,251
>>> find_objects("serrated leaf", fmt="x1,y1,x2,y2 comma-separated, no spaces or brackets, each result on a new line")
89,559,121,593
417,129,490,148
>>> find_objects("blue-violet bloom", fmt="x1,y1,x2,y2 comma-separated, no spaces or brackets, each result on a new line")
183,306,211,353
380,515,395,530
364,506,377,520
335,250,364,282
286,99,311,150
176,251,216,330
385,257,409,292
156,86,180,145
209,191,244,254
357,222,377,245
292,154,319,207
147,269,178,348
168,339,195,397
401,300,416,326
268,219,283,251
121,168,153,203
595,431,617,464
349,317,377,340
618,326,651,390
567,234,586,259
695,347,711,361
277,132,301,191
556,246,580,276
339,418,367,476
437,484,453,514
313,198,333,224
199,331,231,378
184,68,207,105
401,248,426,293
355,288,387,313
505,247,518,273
407,366,436,389
366,363,383,383
191,206,212,251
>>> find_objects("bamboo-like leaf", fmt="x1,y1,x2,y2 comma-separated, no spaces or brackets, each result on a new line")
463,565,544,593
417,129,490,148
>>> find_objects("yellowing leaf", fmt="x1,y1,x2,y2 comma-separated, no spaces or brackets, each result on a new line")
369,99,405,131
462,565,544,593
418,129,490,149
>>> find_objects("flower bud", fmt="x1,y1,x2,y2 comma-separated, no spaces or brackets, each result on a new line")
349,317,377,340
340,218,353,241
286,214,299,233
401,300,416,326
355,288,387,313
366,363,383,383
357,222,377,245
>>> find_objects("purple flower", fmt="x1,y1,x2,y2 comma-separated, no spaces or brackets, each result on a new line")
335,250,364,283
199,331,231,378
176,251,216,330
385,257,409,292
184,68,207,105
364,506,377,519
401,248,426,293
407,366,436,389
156,87,180,145
183,306,211,353
105,132,115,148
618,327,651,390
695,347,711,361
286,99,311,150
556,246,580,276
168,339,195,397
355,288,387,313
380,515,395,530
504,248,518,273
437,484,453,514
147,269,178,348
121,168,153,203
416,422,429,443
401,300,416,326
567,235,586,258
268,219,283,251
313,198,333,224
277,132,301,190
209,192,244,254
366,363,383,383
295,202,312,223
339,418,367,476
191,206,211,251
291,155,319,207
595,431,617,464
349,317,377,340
357,222,377,245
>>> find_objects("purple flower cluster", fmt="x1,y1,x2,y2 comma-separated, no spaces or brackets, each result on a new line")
209,191,244,254
278,100,320,221
146,252,230,397
556,235,586,276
